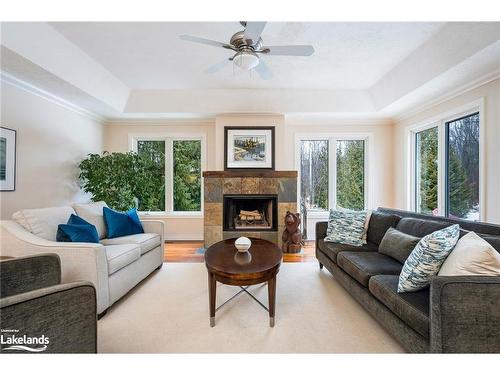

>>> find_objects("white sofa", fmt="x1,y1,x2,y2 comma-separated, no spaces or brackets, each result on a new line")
0,202,164,316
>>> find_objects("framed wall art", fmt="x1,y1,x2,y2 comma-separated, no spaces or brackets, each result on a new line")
224,126,275,170
0,127,16,191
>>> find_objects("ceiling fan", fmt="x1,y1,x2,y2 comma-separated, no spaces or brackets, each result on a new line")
179,22,315,80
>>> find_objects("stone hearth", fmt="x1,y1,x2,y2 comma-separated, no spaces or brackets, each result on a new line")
203,171,297,248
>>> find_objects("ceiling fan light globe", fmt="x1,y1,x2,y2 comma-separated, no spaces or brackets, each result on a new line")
233,51,260,71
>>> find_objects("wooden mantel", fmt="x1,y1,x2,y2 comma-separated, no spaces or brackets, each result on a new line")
203,170,297,178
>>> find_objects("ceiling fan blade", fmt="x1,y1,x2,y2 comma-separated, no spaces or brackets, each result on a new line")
179,34,232,50
254,59,273,80
205,59,231,74
244,22,267,42
262,45,315,56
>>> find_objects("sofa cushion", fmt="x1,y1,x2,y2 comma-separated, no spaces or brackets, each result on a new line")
438,232,500,276
367,211,401,245
318,239,378,264
369,275,430,338
324,209,368,246
460,229,500,253
398,224,460,292
56,214,99,243
379,227,421,264
73,201,108,240
395,217,450,238
103,207,144,239
101,233,161,255
337,252,403,287
12,206,76,241
105,244,141,275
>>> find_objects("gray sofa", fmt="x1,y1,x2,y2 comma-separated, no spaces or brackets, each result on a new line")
316,207,500,353
0,254,97,353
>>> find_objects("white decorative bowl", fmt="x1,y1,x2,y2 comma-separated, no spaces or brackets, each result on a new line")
235,237,251,253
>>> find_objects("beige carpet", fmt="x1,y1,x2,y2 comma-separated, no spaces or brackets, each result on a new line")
98,262,405,353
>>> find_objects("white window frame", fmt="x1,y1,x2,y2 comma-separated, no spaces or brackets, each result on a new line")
294,133,373,220
129,133,207,218
407,98,485,221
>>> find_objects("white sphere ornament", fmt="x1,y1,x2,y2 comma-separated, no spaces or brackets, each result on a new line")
235,237,251,253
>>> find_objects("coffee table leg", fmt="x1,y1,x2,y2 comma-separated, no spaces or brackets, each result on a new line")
208,272,216,327
268,275,276,327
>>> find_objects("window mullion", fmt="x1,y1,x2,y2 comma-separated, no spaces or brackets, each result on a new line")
329,136,336,210
165,138,174,214
437,122,446,217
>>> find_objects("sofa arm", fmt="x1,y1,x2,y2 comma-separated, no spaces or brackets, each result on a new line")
0,254,61,298
141,219,165,245
0,281,97,353
1,221,109,313
316,221,328,244
430,275,500,353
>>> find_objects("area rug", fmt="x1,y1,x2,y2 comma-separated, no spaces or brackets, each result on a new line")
98,262,404,353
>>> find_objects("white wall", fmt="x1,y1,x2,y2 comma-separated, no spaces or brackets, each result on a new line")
0,82,103,219
393,78,500,224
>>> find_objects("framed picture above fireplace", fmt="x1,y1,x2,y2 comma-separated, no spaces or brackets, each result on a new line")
224,126,275,170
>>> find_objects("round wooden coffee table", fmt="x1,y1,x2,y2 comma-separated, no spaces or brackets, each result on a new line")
205,238,282,327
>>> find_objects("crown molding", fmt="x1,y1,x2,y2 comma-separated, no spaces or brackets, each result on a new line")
104,118,216,125
0,71,106,123
393,69,500,123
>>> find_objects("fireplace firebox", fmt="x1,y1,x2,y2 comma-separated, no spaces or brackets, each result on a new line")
223,195,278,231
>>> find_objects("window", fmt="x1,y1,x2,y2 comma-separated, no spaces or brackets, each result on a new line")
173,140,201,211
297,135,368,239
336,140,365,211
136,140,166,212
297,135,368,213
411,110,481,221
446,113,480,220
415,127,438,215
300,140,329,211
133,136,204,215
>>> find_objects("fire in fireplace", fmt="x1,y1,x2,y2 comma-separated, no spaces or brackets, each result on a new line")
223,195,278,231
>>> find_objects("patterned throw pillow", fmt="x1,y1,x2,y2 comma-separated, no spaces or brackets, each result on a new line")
324,209,368,247
398,224,460,293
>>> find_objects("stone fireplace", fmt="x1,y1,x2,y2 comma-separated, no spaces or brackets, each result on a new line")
203,171,297,248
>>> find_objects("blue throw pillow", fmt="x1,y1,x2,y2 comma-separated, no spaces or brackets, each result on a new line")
103,207,144,239
57,214,99,243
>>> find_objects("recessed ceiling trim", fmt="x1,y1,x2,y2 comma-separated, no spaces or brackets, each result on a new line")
393,69,500,122
1,71,105,122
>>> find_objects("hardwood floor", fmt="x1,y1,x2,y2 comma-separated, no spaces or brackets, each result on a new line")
164,240,316,263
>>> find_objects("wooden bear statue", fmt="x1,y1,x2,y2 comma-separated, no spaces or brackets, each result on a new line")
282,211,304,253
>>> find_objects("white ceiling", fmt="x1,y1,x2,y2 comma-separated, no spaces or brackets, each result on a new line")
49,22,444,90
1,22,499,120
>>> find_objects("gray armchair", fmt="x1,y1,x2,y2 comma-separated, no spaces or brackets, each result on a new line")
0,254,97,353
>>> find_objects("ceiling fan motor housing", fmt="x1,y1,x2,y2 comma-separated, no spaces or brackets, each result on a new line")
230,31,263,50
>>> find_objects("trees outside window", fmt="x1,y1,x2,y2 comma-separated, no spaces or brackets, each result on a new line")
137,140,166,211
173,140,201,211
415,127,438,215
134,136,203,214
412,111,480,221
300,140,329,211
298,137,367,212
446,113,479,220
336,140,364,210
